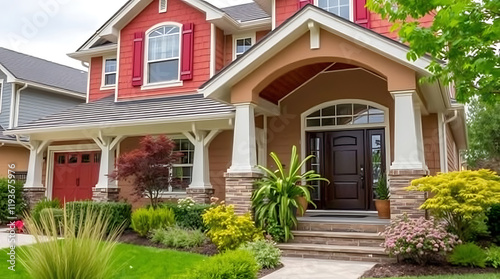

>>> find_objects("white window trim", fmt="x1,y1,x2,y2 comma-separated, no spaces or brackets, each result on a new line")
101,56,117,90
142,22,183,90
233,33,256,60
159,0,167,13
300,99,391,182
158,135,194,197
0,79,3,114
314,0,354,21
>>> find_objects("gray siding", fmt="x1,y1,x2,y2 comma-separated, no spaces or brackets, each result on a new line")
17,87,82,126
0,70,12,128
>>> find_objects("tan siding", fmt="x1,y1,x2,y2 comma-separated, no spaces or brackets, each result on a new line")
0,146,29,177
208,131,233,201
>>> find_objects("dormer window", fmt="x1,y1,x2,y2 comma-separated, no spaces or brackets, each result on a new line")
234,34,255,60
103,58,117,86
318,0,351,20
147,25,181,84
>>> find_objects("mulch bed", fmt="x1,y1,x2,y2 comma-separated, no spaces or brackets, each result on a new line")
361,263,500,278
118,230,218,256
259,263,284,278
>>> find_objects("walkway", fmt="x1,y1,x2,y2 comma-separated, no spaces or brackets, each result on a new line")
263,257,375,279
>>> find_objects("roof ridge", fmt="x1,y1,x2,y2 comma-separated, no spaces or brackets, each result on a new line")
0,47,87,73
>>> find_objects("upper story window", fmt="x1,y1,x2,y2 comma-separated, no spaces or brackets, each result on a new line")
147,25,181,84
103,58,117,86
234,36,254,59
318,0,351,20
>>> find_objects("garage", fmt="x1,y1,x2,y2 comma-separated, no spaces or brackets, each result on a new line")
52,151,100,202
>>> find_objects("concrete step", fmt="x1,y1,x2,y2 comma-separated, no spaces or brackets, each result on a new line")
290,230,384,247
277,243,393,263
296,221,387,233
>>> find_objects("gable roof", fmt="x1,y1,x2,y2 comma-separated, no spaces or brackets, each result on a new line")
5,94,234,134
0,47,87,95
221,2,269,22
199,4,448,109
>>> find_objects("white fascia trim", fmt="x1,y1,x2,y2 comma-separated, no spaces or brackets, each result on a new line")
210,23,216,78
4,112,235,136
200,6,435,100
14,80,86,100
68,44,118,62
0,64,17,83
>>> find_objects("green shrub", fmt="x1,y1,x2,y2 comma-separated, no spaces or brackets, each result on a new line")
203,203,263,251
486,246,500,268
161,198,212,230
66,201,132,234
131,207,174,237
31,198,61,225
0,178,26,223
183,249,259,279
487,204,500,243
408,170,500,241
240,240,281,268
39,208,63,230
265,220,286,243
150,226,206,248
20,204,123,279
449,243,487,267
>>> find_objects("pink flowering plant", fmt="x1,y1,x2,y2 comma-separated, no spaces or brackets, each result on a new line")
383,214,461,264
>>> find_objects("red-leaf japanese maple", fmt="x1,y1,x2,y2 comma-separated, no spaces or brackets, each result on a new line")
109,135,182,208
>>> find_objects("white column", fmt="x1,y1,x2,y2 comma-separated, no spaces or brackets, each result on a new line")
228,103,259,173
25,140,49,188
93,136,123,189
184,130,218,189
390,90,427,170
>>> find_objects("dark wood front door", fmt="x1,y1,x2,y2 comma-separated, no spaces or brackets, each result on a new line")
307,129,386,210
325,130,365,209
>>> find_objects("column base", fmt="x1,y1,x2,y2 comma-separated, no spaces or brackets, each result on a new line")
187,188,215,204
23,187,46,208
389,169,428,219
92,188,120,202
224,172,263,215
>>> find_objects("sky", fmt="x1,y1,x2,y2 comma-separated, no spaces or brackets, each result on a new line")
0,0,252,70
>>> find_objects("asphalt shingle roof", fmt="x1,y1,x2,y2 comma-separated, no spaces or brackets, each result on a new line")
221,2,270,22
10,94,235,131
0,47,87,94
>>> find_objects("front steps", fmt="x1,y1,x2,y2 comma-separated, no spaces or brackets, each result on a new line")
277,212,394,263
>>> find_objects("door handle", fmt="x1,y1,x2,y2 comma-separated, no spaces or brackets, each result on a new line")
76,178,80,187
360,166,365,188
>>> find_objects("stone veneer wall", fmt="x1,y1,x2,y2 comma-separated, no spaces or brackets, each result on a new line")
224,172,262,215
389,169,428,219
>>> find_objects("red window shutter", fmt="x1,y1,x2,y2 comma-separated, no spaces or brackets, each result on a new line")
132,32,144,87
298,0,313,10
354,0,370,28
180,23,194,81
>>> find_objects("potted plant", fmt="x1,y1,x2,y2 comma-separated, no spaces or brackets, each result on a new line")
374,173,390,219
252,146,329,242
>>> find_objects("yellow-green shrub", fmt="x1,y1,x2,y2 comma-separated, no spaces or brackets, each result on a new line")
131,207,174,237
202,203,263,251
408,169,500,240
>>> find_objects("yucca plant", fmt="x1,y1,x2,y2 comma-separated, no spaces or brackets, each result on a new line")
252,145,329,242
19,203,125,279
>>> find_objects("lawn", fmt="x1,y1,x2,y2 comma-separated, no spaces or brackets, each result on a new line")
0,243,206,278
382,275,500,279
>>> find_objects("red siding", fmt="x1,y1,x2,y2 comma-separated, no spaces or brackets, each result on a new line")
89,57,114,102
224,34,232,64
276,0,301,27
256,30,271,42
215,27,225,72
118,0,211,100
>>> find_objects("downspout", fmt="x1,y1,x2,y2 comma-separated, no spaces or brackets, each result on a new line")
441,110,459,173
15,135,32,150
81,61,89,69
10,83,28,129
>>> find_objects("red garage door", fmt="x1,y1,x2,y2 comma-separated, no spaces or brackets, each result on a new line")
52,152,100,202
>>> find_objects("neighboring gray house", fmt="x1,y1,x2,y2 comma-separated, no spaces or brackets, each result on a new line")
0,47,86,178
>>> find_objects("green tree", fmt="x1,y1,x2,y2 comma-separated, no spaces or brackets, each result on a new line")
466,99,500,171
367,0,500,103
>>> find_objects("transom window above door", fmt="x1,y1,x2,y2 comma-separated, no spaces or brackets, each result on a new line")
147,25,181,84
318,0,351,20
306,103,385,128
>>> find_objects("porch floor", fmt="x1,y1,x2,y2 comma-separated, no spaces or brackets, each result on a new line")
298,210,390,225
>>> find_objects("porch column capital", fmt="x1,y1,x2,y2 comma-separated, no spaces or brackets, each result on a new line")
93,136,123,189
228,103,260,174
184,129,220,189
25,140,50,189
390,90,428,171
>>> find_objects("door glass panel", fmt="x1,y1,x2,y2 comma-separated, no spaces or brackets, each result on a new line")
57,155,65,164
81,154,91,163
309,136,321,200
94,153,101,163
69,155,78,164
370,134,383,197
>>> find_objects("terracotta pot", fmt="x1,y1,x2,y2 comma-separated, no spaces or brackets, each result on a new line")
296,196,309,217
374,199,391,219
